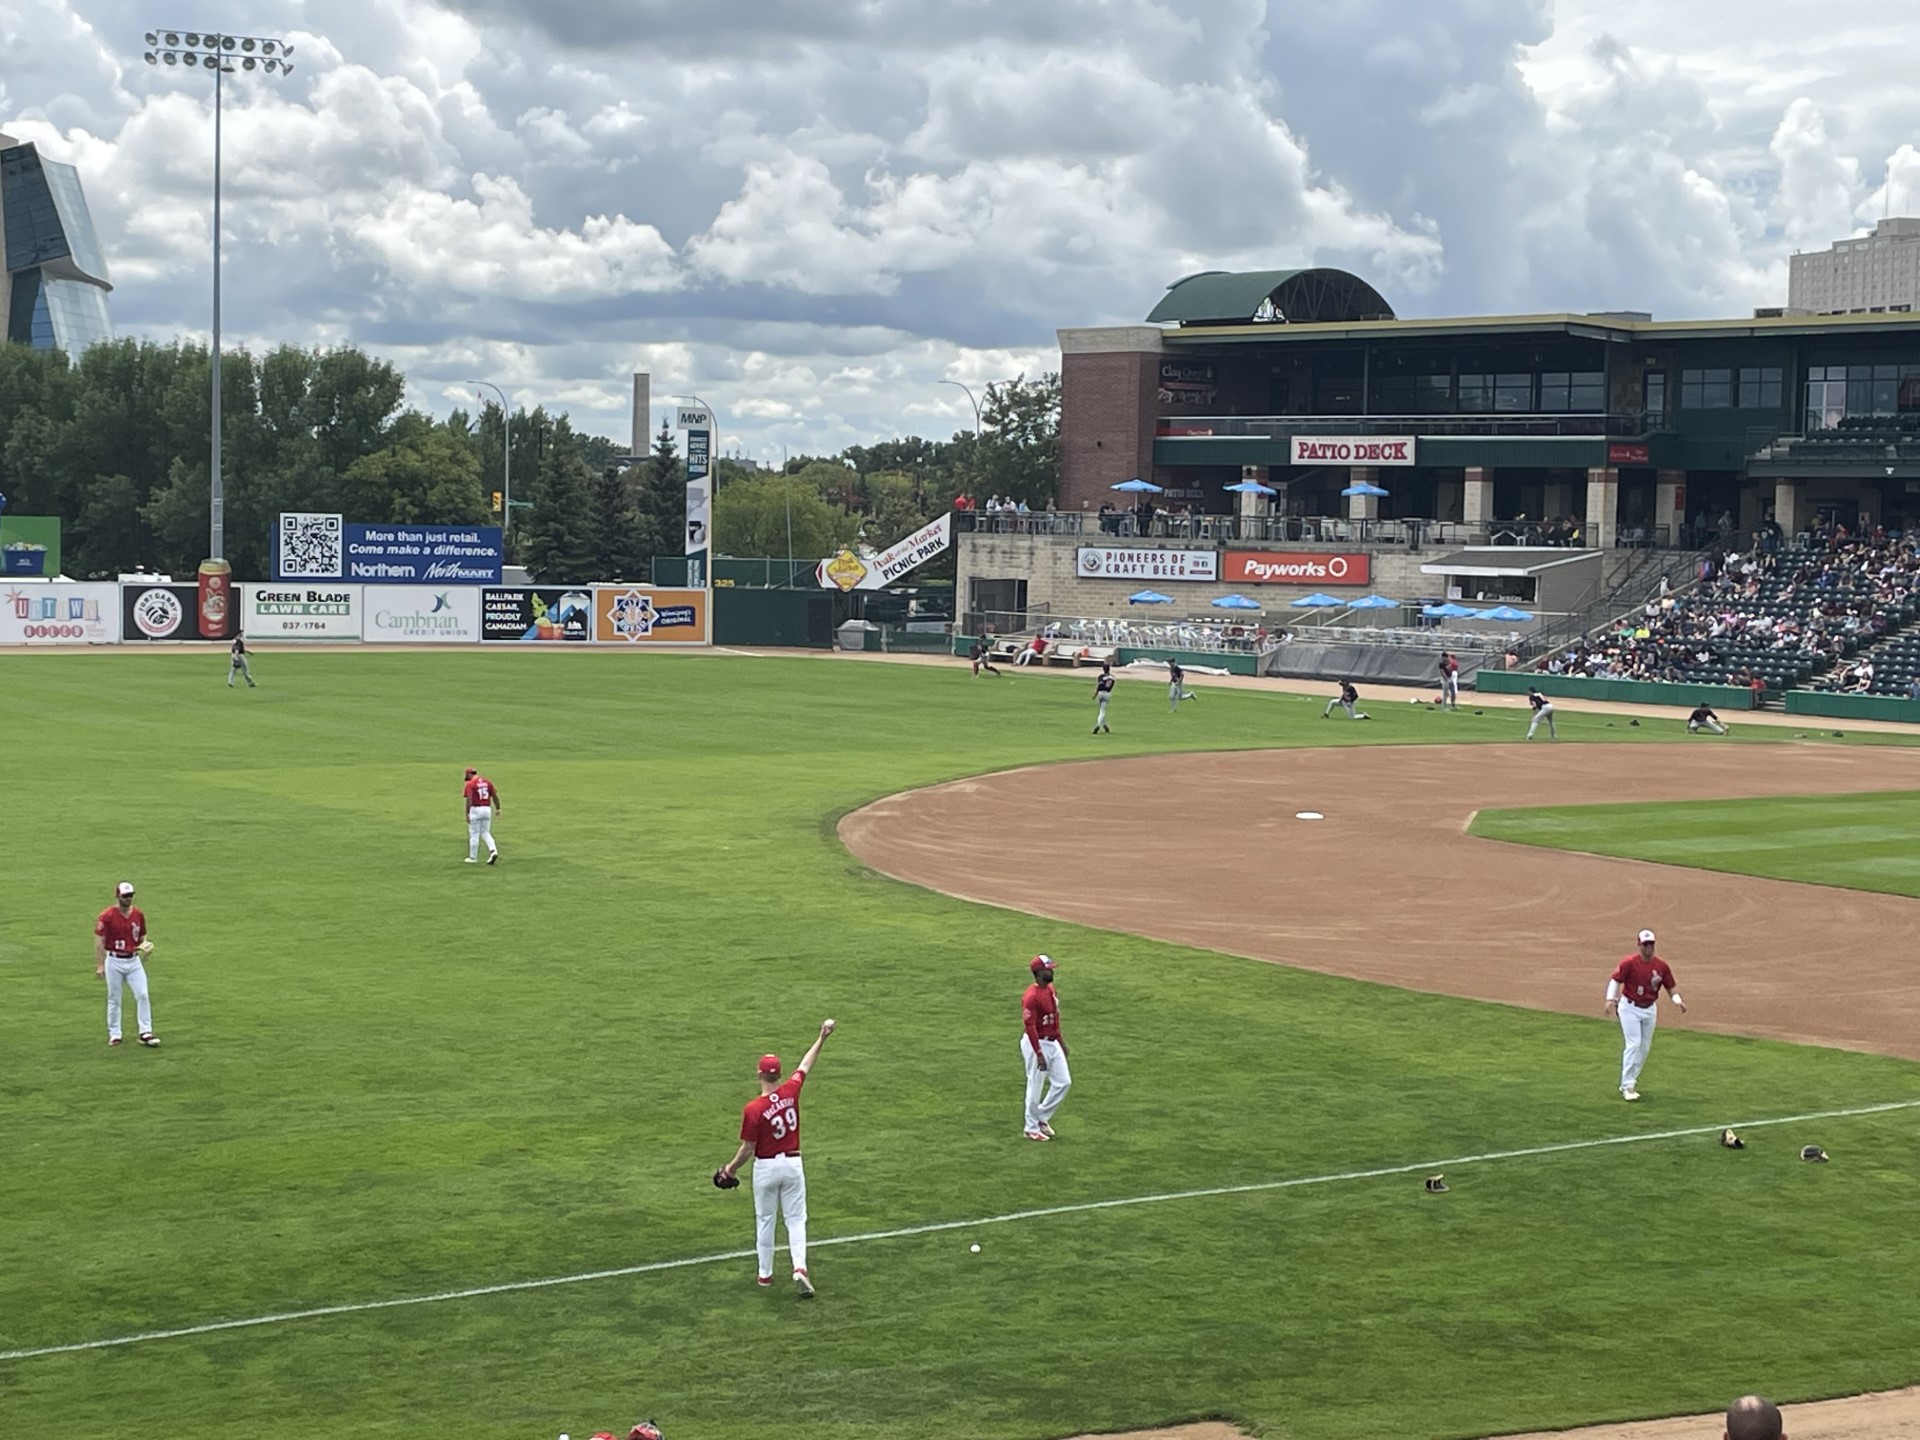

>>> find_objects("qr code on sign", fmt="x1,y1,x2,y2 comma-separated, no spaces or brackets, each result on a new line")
279,512,343,579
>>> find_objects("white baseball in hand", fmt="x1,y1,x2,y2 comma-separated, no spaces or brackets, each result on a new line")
822,1019,837,1036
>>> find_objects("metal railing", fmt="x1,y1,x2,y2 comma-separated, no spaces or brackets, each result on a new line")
957,511,1675,550
1156,412,1661,440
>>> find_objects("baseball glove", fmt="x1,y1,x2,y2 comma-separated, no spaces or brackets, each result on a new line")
1801,1145,1830,1163
712,1168,740,1190
1720,1129,1744,1149
137,940,154,956
1424,1174,1448,1193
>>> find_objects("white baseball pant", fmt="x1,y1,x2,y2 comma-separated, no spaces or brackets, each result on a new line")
1618,1001,1657,1092
751,1152,808,1279
467,805,496,860
1022,1036,1072,1131
1095,696,1110,730
104,955,152,1040
1527,703,1557,738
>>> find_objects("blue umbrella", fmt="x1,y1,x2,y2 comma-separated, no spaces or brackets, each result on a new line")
1211,594,1263,609
1111,477,1164,493
1128,589,1175,605
1340,481,1390,497
1224,480,1277,495
1346,594,1401,609
1290,592,1344,608
1422,602,1478,618
1474,604,1535,621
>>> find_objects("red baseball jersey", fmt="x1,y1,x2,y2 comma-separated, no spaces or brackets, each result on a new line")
1611,953,1677,1008
463,775,497,808
1022,983,1061,1053
741,1072,806,1158
96,906,147,957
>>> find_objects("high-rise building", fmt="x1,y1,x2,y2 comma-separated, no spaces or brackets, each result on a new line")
1,133,115,359
1788,218,1920,316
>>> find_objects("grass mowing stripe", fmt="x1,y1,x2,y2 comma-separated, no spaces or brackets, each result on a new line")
8,1095,1913,1367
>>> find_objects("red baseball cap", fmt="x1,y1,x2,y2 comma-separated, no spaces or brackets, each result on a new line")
464,767,477,778
758,1054,782,1076
1029,954,1054,974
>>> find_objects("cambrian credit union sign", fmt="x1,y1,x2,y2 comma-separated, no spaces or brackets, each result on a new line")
1288,435,1416,466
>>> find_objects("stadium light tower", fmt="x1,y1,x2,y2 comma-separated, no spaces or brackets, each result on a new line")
142,29,297,562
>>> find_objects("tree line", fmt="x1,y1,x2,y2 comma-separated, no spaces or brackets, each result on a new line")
0,338,1059,584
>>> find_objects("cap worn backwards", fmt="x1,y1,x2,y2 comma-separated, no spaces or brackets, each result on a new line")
1029,954,1054,974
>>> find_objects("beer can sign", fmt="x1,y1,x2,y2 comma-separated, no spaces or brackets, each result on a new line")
198,559,234,639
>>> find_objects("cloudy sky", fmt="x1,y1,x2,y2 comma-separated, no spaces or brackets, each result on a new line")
5,0,1918,458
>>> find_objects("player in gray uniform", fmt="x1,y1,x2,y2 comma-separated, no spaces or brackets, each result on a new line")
1686,703,1728,735
1526,687,1557,739
1323,680,1368,719
1167,658,1197,710
228,632,257,687
1093,663,1114,733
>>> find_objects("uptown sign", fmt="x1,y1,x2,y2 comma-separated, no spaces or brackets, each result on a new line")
1289,436,1416,466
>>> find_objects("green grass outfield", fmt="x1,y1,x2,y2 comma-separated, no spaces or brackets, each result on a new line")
4,651,1920,1440
1471,790,1920,897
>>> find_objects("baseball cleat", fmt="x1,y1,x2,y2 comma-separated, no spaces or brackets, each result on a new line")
1621,1088,1639,1101
756,1275,773,1288
1037,1121,1055,1138
464,857,478,864
1024,1129,1050,1141
794,1270,815,1299
486,851,498,865
138,1033,160,1047
108,1037,122,1046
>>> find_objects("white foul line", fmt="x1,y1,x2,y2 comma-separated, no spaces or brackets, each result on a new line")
4,1097,1916,1364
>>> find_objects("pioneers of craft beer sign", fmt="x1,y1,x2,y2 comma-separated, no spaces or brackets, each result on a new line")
1288,436,1416,466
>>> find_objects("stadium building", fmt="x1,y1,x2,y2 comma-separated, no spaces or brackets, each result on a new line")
0,133,114,360
957,267,1920,639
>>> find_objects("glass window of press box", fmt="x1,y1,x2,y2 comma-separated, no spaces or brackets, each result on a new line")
1679,367,1782,410
1804,364,1920,430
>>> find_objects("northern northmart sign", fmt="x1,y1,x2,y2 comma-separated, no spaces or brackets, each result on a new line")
1222,551,1372,586
1076,547,1219,581
1288,435,1415,466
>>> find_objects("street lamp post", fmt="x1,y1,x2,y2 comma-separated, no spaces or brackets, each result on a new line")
941,379,982,436
468,380,512,544
143,29,296,562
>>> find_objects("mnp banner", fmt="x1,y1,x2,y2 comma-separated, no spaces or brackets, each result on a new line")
591,586,709,644
677,405,712,590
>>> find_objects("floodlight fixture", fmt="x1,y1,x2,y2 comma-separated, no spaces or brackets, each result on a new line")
139,26,301,562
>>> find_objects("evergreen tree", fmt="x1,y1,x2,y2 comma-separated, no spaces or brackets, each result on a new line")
518,420,596,582
589,464,653,581
635,422,685,570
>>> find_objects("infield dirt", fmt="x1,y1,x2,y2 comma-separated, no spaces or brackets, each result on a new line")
842,741,1920,1439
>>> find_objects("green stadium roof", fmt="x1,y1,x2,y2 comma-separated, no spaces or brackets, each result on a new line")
1146,268,1396,326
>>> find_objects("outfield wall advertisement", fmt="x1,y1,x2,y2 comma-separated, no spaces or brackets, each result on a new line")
481,588,593,642
275,513,504,585
122,583,224,642
361,586,483,643
590,586,709,644
242,584,362,639
2,582,119,644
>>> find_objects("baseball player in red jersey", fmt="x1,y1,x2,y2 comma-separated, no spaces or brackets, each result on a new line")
1604,929,1687,1100
95,881,158,1047
1021,954,1070,1140
462,766,500,864
718,1019,836,1298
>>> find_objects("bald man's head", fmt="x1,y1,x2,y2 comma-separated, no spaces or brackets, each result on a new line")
1724,1394,1783,1440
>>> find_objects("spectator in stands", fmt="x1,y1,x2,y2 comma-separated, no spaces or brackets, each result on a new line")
1722,1393,1785,1440
1687,703,1729,735
1908,675,1920,702
1016,634,1047,667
